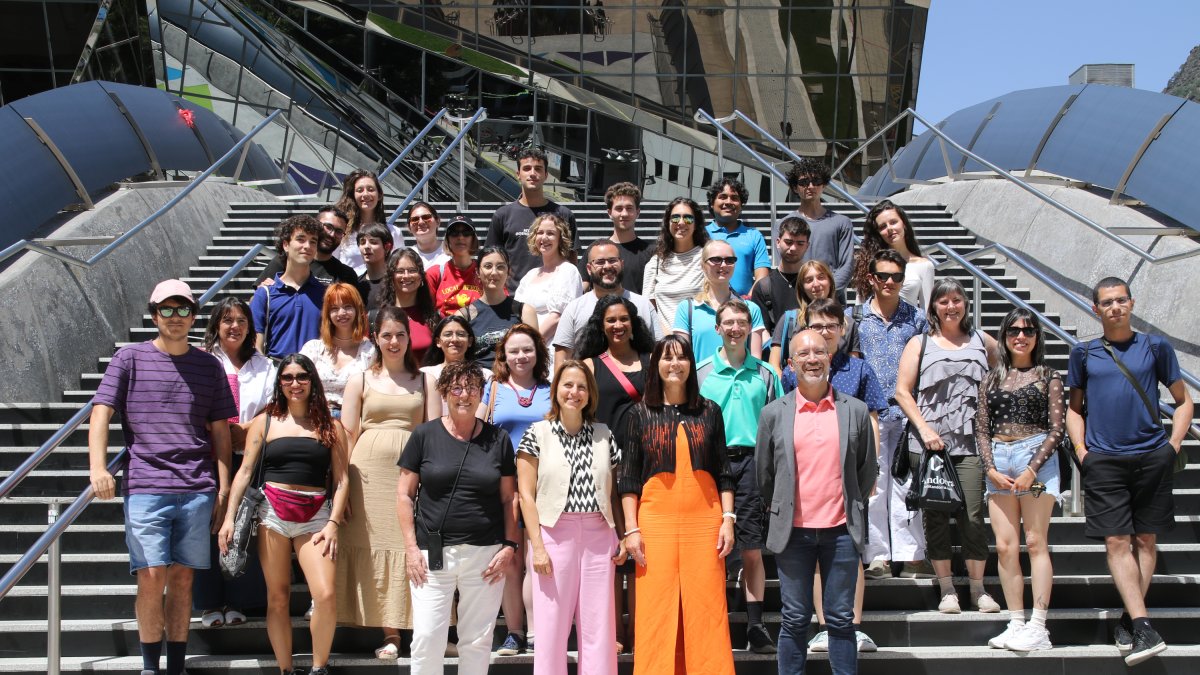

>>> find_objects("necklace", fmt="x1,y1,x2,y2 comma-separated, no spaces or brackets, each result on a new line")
508,381,540,407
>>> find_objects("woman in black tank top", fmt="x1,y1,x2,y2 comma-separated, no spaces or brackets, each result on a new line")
220,353,349,675
457,247,539,369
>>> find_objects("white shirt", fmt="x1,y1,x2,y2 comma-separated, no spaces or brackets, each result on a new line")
552,289,662,353
299,338,376,407
210,346,275,423
901,258,935,310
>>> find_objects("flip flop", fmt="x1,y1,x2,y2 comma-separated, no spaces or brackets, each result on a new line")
201,610,224,628
224,609,247,626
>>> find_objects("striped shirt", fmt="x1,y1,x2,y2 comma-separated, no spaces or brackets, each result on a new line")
642,246,705,333
92,342,237,494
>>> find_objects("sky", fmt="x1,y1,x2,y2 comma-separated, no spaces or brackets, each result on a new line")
916,0,1200,125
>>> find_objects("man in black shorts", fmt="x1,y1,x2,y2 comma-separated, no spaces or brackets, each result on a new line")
1067,276,1194,666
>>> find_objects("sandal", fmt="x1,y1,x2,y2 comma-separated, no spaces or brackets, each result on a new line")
224,609,247,626
201,610,224,628
375,636,402,660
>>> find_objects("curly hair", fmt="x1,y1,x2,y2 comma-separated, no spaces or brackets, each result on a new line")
706,177,748,215
274,214,321,256
525,213,573,260
851,200,921,299
652,197,708,264
333,169,386,233
785,158,831,190
576,295,655,360
436,359,486,398
491,323,550,384
605,182,642,209
266,353,339,449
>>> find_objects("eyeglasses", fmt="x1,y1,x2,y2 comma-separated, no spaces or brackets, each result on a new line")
280,373,312,384
156,305,193,318
449,385,482,396
669,213,696,224
393,267,422,277
1005,326,1038,338
706,256,738,267
793,178,825,188
320,221,346,238
1098,296,1131,309
872,271,905,283
408,213,436,224
807,323,841,333
590,257,622,268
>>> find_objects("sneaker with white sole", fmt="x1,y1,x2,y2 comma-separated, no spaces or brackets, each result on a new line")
988,620,1024,649
807,630,829,652
1114,616,1134,652
864,560,892,579
856,631,878,652
973,592,1001,613
938,593,961,614
1125,626,1167,666
1006,623,1052,652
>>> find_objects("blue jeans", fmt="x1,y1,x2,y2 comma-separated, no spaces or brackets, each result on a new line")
776,524,858,675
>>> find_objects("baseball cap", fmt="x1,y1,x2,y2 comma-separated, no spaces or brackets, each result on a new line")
149,279,196,305
446,214,475,235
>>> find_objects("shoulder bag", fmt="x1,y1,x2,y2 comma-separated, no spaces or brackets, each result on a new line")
598,352,642,403
220,415,270,579
420,422,473,570
1099,338,1186,473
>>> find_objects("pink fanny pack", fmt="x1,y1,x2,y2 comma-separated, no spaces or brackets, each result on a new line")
263,483,326,523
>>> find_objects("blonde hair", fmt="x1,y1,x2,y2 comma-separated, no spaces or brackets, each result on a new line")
694,239,735,305
525,213,573,260
795,260,838,318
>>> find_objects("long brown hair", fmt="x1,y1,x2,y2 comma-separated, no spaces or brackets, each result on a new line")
851,199,922,300
266,353,339,448
370,305,420,374
333,169,386,233
794,260,838,319
642,335,702,412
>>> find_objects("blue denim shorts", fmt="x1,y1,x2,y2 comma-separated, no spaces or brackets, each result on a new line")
985,433,1061,499
124,492,216,574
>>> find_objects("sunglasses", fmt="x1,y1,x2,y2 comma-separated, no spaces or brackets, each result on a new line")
1005,326,1038,338
706,256,738,267
793,178,825,188
409,213,436,224
669,213,697,224
280,373,312,384
156,306,193,318
872,271,904,283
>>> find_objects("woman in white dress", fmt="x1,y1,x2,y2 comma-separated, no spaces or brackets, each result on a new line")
514,213,583,354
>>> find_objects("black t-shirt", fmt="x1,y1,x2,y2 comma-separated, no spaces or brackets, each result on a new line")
750,268,800,338
256,256,360,290
358,272,387,314
486,200,577,293
466,297,524,369
576,236,654,295
399,420,516,548
589,353,650,448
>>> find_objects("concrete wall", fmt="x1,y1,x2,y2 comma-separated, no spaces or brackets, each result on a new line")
890,180,1200,386
0,182,275,403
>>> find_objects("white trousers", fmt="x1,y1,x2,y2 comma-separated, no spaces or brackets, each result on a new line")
410,543,505,675
865,416,926,562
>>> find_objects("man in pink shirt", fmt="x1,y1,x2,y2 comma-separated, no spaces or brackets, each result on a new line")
755,330,876,675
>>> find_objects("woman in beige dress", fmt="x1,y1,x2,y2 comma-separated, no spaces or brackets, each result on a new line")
337,305,427,658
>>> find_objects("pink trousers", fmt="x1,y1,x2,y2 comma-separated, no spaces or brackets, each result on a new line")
532,512,619,675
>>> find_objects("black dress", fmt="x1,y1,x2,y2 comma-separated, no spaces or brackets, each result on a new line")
589,352,650,448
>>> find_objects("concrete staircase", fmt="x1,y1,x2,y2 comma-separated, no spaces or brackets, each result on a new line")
1,200,1198,673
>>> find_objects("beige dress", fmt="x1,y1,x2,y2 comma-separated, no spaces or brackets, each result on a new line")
336,379,422,628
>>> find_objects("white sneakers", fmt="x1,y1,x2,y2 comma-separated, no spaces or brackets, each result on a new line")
938,593,961,614
973,593,1002,613
988,621,1025,648
989,622,1052,651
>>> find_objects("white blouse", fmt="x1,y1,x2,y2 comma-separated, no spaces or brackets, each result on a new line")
901,257,935,310
211,346,276,423
642,246,705,334
514,263,584,321
299,338,376,407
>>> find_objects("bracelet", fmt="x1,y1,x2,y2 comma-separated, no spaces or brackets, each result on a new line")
623,527,641,538
1074,444,1086,452
500,539,518,551
327,519,341,527
722,511,737,522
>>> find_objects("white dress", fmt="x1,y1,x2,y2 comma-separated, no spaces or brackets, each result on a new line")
514,263,584,342
299,338,376,407
901,257,935,310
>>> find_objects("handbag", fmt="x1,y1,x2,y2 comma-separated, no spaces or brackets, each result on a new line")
891,334,928,481
916,450,966,513
1098,338,1187,473
220,416,270,579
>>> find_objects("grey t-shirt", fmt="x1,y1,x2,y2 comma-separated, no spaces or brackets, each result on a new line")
552,289,662,353
781,208,855,292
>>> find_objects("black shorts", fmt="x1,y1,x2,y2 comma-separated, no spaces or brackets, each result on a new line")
1082,444,1176,540
730,454,766,550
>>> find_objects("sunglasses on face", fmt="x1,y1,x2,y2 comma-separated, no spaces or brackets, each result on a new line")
872,271,904,283
156,306,193,318
280,373,312,384
706,256,738,267
409,213,436,224
1005,326,1038,338
794,178,825,188
669,213,696,224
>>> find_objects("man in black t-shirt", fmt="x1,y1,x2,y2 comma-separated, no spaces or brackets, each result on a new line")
486,147,577,293
749,215,809,338
255,206,359,289
577,182,654,294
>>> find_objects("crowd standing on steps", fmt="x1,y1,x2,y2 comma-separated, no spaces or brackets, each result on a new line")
89,155,1193,675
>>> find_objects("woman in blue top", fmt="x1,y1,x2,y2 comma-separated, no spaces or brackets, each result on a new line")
480,323,553,656
673,239,767,363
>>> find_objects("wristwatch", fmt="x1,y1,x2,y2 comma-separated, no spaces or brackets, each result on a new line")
500,539,519,551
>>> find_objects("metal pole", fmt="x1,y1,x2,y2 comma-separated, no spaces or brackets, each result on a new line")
694,111,737,179
445,113,477,211
1070,464,1083,516
47,501,61,675
972,275,982,325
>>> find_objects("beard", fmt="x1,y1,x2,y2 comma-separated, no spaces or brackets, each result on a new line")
590,268,623,290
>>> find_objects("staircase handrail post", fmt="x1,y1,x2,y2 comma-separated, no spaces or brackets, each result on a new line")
694,110,790,186
378,109,449,183
47,500,62,675
694,111,737,176
445,112,477,211
387,108,487,228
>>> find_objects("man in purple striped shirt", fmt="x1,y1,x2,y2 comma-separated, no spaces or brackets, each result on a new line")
89,279,237,675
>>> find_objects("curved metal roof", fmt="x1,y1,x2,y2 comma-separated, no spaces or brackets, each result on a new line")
859,84,1199,231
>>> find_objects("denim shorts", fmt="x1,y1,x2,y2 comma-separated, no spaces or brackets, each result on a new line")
124,492,216,574
985,433,1061,499
257,488,331,539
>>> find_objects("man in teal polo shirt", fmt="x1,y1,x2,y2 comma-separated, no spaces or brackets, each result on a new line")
697,298,784,654
706,177,771,297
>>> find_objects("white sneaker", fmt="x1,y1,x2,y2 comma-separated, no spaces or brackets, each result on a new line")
973,592,1001,613
303,600,314,620
807,631,829,652
938,593,961,614
1006,623,1052,652
856,631,878,652
988,620,1025,649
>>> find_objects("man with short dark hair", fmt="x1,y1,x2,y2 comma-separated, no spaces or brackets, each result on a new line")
250,215,327,358
255,207,358,288
579,182,654,294
750,216,810,338
357,223,395,313
779,159,853,301
1067,276,1194,666
706,177,770,297
89,279,237,675
486,147,578,292
697,298,783,654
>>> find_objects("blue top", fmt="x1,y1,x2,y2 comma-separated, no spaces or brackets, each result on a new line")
854,297,928,421
484,380,553,449
673,298,766,365
705,220,771,297
250,273,327,359
1067,333,1179,455
781,352,889,416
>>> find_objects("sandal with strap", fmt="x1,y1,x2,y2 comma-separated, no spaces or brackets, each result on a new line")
375,636,402,660
201,610,224,628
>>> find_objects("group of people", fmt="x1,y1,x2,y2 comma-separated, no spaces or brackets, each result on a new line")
85,151,1193,675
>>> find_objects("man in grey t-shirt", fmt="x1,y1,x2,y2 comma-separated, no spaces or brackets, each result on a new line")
777,158,854,302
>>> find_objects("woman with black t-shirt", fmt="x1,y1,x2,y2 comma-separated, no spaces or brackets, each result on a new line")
457,247,538,369
398,360,520,675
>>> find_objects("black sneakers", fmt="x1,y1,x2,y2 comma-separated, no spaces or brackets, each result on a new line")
747,624,778,654
1125,626,1167,666
1114,615,1133,652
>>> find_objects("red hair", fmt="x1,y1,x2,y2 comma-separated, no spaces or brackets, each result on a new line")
319,282,369,350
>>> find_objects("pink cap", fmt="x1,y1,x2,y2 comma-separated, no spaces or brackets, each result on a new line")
149,279,196,305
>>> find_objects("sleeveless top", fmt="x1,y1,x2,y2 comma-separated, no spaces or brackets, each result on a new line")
589,353,650,447
908,331,989,457
466,297,525,369
263,436,331,486
360,378,423,433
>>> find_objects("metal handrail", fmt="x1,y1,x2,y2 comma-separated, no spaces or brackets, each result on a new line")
378,109,448,183
386,108,488,228
837,108,1200,264
0,110,282,268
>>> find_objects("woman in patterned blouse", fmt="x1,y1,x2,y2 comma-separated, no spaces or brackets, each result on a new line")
517,360,623,675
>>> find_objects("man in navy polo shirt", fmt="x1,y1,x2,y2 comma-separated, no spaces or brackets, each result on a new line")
705,177,770,298
1067,276,1193,666
251,215,327,358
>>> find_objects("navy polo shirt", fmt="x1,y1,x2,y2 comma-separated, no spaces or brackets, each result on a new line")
250,273,327,358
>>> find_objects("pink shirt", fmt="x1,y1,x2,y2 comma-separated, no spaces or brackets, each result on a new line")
792,388,846,528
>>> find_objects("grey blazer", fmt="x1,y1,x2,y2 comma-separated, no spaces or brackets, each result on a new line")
755,387,877,555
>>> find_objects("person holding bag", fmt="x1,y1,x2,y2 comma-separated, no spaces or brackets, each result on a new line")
894,279,999,615
219,354,350,675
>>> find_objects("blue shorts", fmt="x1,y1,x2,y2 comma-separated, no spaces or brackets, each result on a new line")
985,433,1061,500
124,492,216,574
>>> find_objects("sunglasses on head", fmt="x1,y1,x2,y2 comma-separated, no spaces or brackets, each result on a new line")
280,372,312,384
706,256,738,266
156,305,193,318
872,271,904,283
1005,326,1037,338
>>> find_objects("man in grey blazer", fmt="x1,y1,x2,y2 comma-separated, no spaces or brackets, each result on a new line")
756,330,877,675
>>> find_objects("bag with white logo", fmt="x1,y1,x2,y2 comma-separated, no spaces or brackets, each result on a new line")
916,451,965,513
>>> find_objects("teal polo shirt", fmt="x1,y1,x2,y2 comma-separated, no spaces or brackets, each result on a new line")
674,298,766,364
696,349,783,448
706,219,771,297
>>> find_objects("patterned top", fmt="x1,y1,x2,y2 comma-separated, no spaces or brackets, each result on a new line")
518,420,621,513
299,338,376,407
855,297,928,421
642,246,705,333
976,367,1066,472
617,399,736,496
907,332,989,458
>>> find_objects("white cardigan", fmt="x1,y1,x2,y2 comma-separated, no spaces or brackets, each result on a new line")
523,420,618,528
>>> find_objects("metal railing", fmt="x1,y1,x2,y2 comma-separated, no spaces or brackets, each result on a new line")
377,109,448,183
386,108,488,228
0,243,266,675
